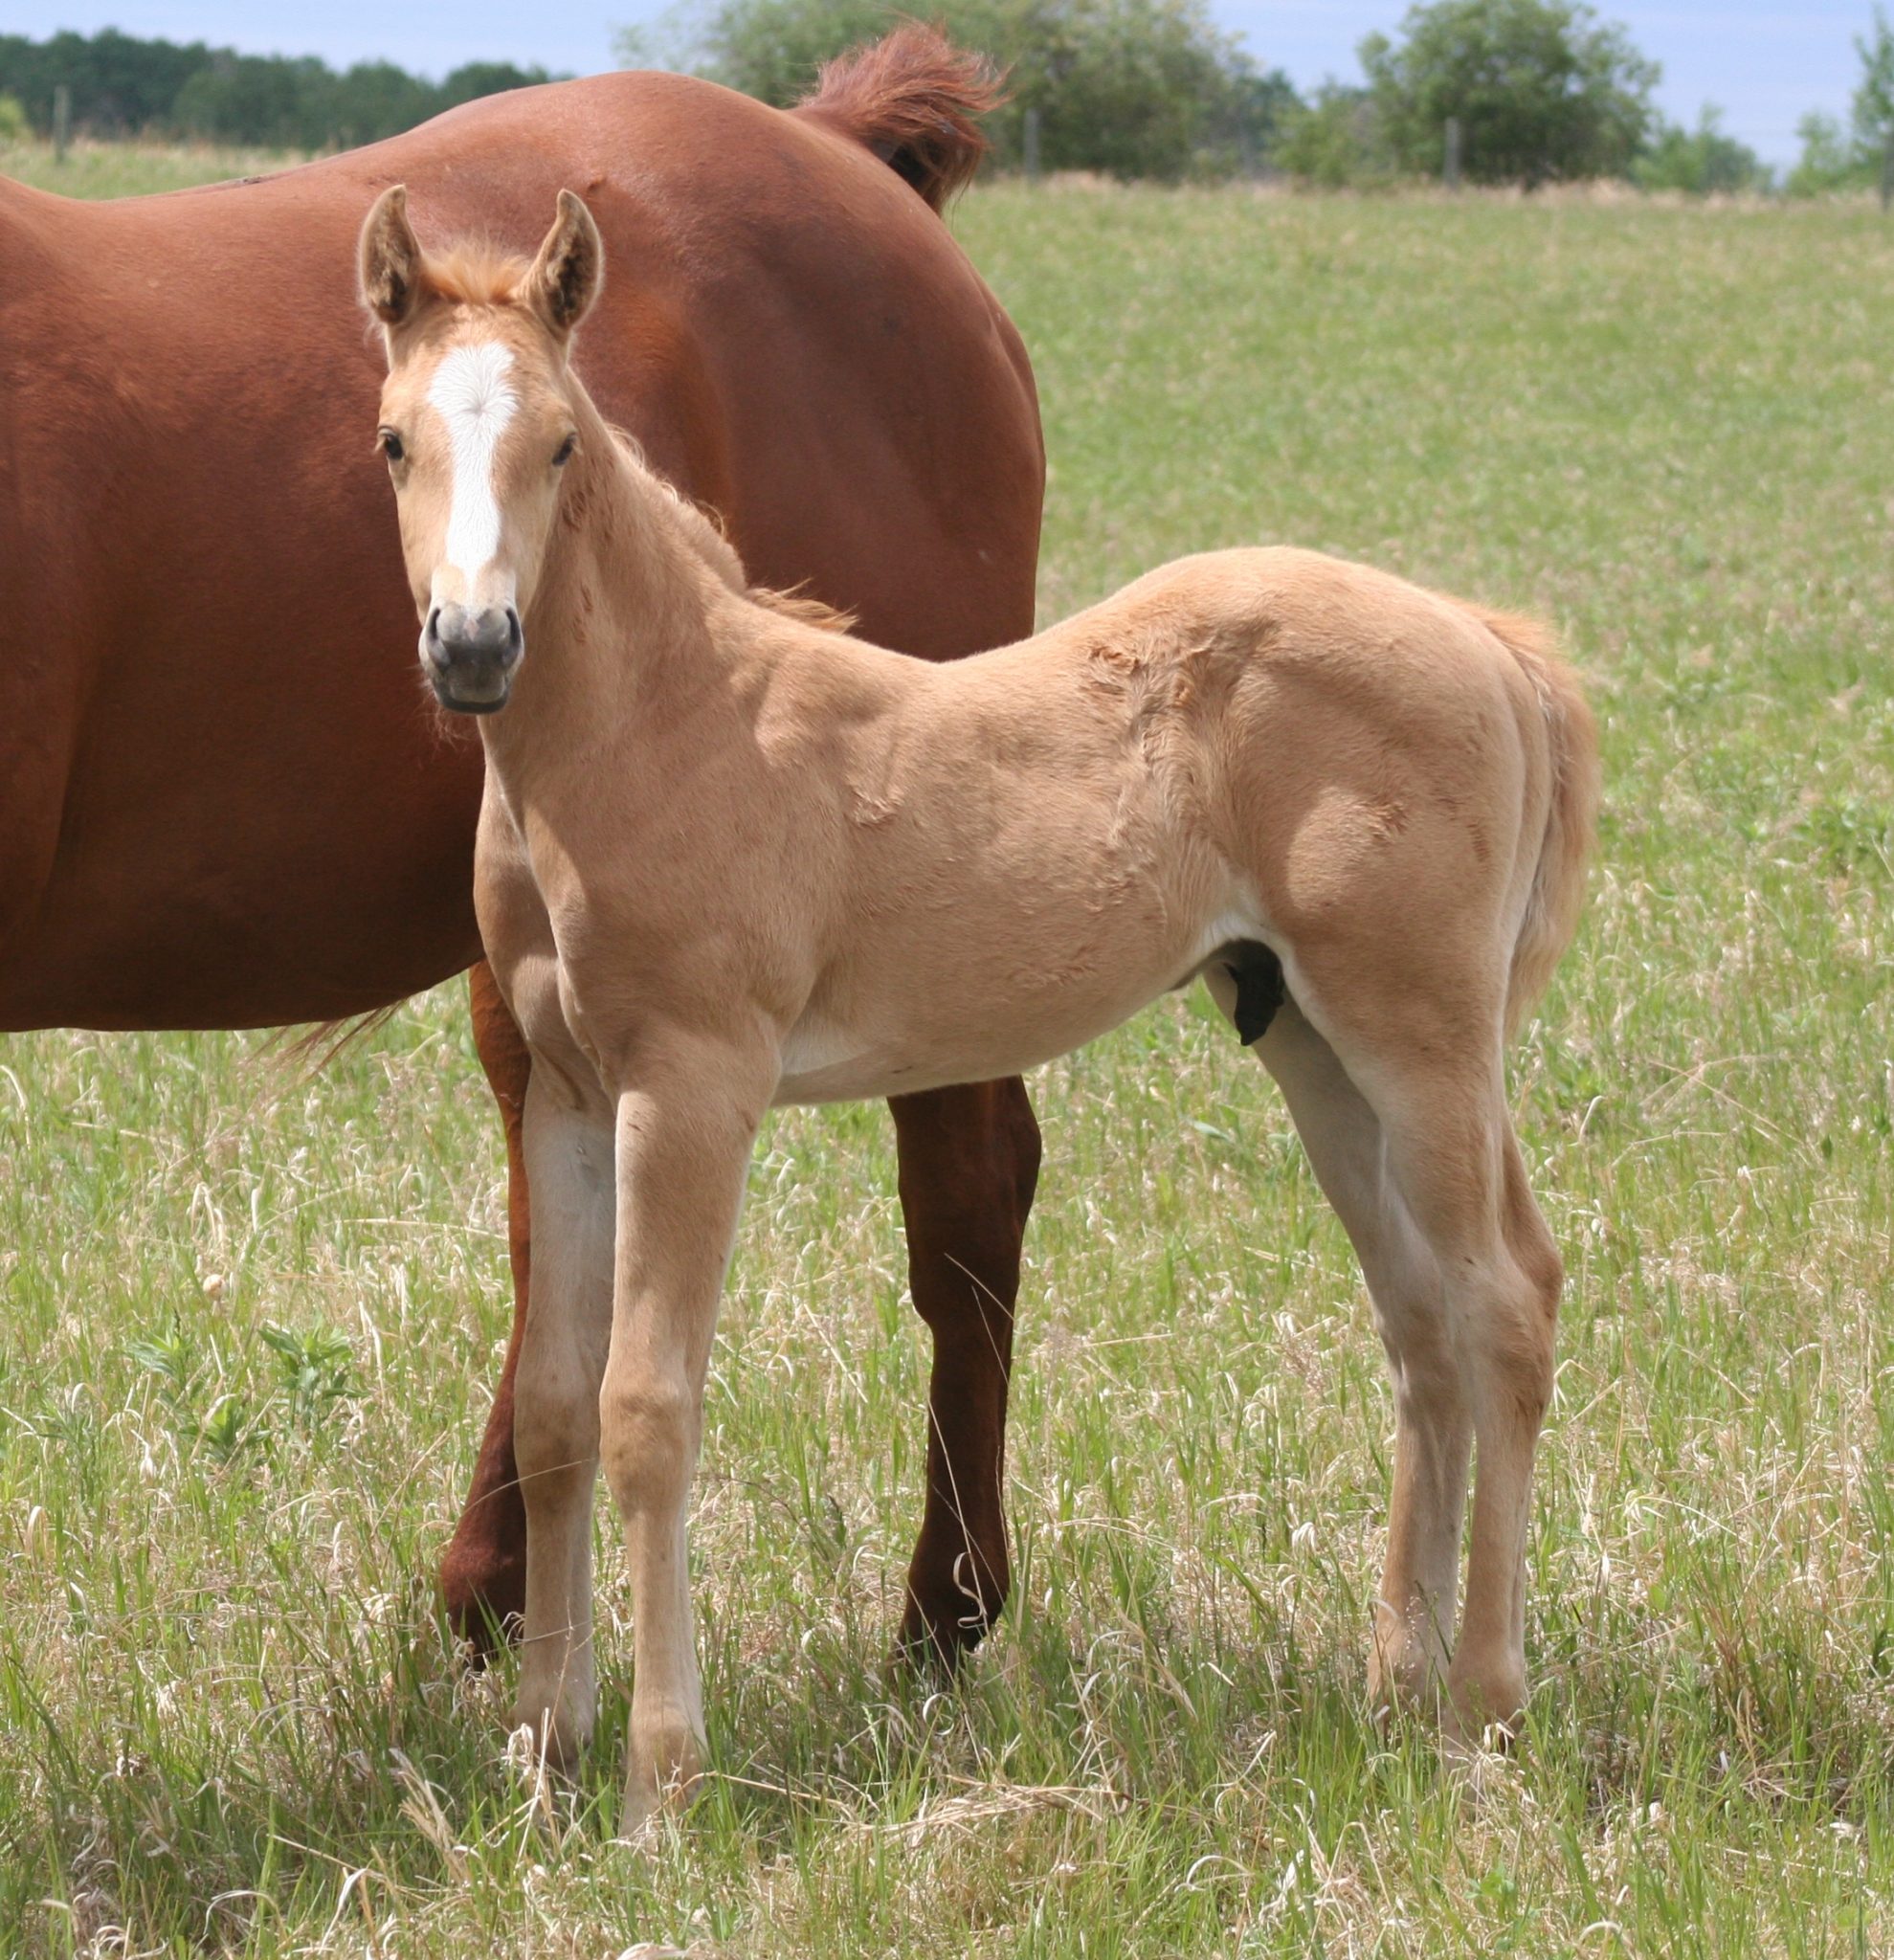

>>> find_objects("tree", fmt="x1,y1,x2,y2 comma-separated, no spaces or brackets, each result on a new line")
1786,110,1870,196
0,27,211,135
172,53,317,147
1359,0,1659,185
619,0,1299,181
1853,5,1894,164
438,61,556,111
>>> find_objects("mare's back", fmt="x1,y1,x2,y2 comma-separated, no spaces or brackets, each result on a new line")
0,72,1042,1029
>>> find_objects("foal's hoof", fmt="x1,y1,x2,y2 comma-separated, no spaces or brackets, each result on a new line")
1442,1664,1528,1751
1365,1616,1449,1725
620,1711,707,1840
508,1704,592,1780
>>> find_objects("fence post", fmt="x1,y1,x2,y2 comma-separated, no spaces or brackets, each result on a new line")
1443,115,1461,190
53,83,71,162
1022,105,1041,185
1883,133,1893,212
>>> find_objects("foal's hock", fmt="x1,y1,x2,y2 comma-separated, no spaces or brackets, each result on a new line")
361,188,1598,1831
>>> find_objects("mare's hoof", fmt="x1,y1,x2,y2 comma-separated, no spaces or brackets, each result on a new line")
892,1591,999,1680
439,1543,528,1663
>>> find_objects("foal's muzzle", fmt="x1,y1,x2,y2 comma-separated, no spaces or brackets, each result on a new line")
423,602,524,713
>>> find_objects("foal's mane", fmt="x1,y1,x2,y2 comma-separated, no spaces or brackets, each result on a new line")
418,241,529,307
599,422,858,635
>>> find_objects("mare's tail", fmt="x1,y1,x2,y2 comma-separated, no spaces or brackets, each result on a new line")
1461,606,1601,1036
792,24,1004,212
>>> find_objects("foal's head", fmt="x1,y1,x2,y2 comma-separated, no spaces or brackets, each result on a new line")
359,187,604,713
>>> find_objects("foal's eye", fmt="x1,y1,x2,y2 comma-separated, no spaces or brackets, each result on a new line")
378,429,405,464
552,434,577,467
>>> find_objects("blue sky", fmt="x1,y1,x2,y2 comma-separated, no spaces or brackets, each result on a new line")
7,2,1880,164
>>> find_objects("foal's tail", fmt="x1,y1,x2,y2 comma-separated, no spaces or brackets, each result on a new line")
793,24,1004,212
1464,607,1601,1036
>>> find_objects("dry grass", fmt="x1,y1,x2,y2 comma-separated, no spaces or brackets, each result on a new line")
0,178,1889,1955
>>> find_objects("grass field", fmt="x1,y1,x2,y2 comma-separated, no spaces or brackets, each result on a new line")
2,154,1891,1956
0,139,301,198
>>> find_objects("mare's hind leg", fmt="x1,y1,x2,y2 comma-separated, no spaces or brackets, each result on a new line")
889,1079,1041,1669
440,962,533,1653
1244,994,1471,1710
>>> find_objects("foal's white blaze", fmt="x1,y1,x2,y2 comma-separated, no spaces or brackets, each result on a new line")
427,341,518,590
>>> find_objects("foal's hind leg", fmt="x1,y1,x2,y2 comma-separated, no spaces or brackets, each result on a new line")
1328,1007,1559,1739
1232,993,1471,1711
1220,964,1563,1736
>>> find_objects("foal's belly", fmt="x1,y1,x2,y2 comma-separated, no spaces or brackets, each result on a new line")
770,904,1258,1106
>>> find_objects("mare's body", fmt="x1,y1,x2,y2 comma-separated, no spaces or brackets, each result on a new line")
363,193,1597,1830
0,39,1044,1656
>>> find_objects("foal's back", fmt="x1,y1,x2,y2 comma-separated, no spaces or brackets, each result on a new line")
755,545,1565,1102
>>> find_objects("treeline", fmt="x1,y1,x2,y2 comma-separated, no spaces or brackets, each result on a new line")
0,27,556,149
625,0,1894,192
622,0,1301,181
8,4,1894,192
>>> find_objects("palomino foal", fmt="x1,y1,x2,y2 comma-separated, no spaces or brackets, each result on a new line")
362,189,1598,1828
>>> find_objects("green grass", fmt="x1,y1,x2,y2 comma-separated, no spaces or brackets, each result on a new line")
2,173,1891,1955
0,138,303,198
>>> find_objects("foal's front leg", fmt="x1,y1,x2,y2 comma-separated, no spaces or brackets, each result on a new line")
601,1032,771,1836
511,1069,616,1768
440,962,535,1653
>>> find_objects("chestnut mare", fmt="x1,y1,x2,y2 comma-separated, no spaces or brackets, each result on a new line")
362,188,1596,1826
0,33,1042,1665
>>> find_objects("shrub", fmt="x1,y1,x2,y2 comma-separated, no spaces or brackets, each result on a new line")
1786,110,1873,196
1272,84,1395,189
1634,107,1770,195
1855,6,1894,156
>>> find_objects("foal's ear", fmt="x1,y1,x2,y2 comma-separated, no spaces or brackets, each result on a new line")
525,189,605,344
359,184,426,331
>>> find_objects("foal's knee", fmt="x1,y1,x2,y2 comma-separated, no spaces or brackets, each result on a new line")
513,1370,601,1486
1479,1252,1561,1434
599,1366,697,1512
